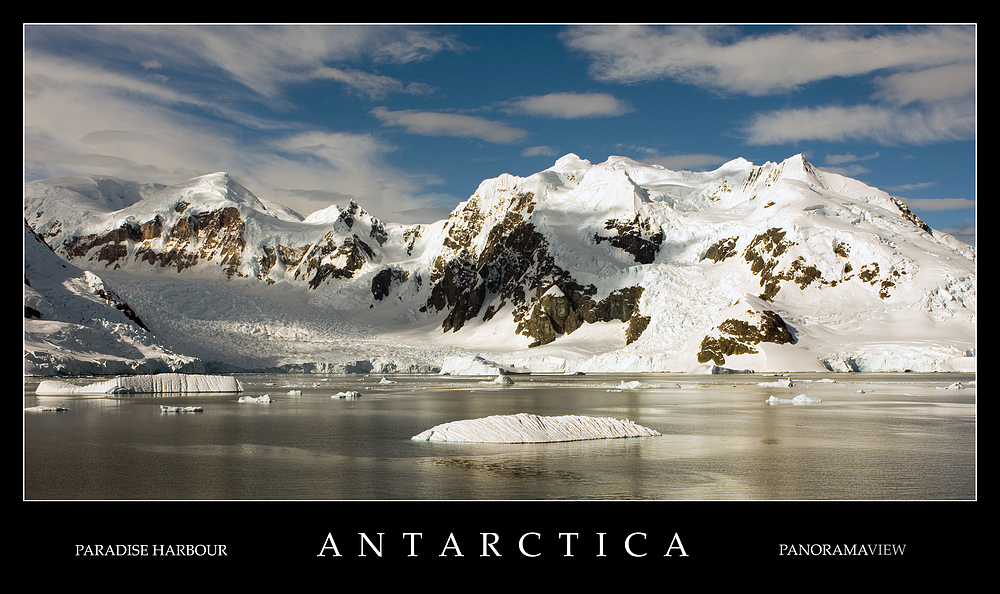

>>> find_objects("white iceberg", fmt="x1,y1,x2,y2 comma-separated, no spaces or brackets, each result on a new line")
757,378,794,388
411,412,661,443
238,395,273,403
35,373,244,395
24,405,70,412
481,374,514,386
160,405,203,413
606,380,643,392
335,391,362,399
765,394,822,405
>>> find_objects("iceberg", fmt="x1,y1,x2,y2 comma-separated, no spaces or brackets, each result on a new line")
608,380,643,391
411,412,661,443
238,395,273,403
757,378,794,388
481,374,514,386
35,373,244,395
765,394,822,405
24,405,70,412
160,405,203,413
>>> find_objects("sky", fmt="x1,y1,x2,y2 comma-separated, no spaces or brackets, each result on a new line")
23,24,976,245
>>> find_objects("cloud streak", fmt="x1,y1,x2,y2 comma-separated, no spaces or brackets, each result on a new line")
743,102,975,146
563,24,976,147
505,92,632,119
562,25,974,96
370,107,528,143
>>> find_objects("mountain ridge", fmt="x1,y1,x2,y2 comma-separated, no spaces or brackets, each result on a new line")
23,153,976,376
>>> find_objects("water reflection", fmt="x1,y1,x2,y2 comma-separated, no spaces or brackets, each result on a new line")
24,372,975,500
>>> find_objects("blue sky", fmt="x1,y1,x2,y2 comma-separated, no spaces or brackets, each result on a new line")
23,24,976,245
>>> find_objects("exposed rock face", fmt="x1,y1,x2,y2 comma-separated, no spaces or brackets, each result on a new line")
697,307,795,366
594,213,664,264
697,227,904,302
415,183,653,347
371,267,410,301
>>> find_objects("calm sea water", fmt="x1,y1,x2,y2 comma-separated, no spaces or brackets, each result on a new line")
23,372,976,501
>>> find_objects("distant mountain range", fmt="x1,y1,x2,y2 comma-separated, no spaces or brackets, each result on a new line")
23,153,976,376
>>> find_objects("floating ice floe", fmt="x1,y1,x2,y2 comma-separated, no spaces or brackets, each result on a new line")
24,405,70,412
607,380,643,392
411,412,661,443
160,405,203,413
287,389,302,395
35,373,244,395
238,395,273,403
765,394,821,405
335,391,362,399
757,378,793,388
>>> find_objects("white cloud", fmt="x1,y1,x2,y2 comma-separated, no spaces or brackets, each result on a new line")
372,29,470,64
506,92,632,119
521,145,558,157
306,66,435,99
562,25,977,148
743,103,975,146
872,62,976,106
824,152,880,166
22,26,473,219
900,197,975,212
562,25,975,96
370,107,528,143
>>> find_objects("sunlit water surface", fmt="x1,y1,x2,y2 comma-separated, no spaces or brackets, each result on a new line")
23,372,975,500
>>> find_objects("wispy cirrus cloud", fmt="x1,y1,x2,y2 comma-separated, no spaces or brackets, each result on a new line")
370,106,528,144
563,25,976,147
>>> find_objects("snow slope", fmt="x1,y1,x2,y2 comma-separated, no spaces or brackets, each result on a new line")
23,154,976,376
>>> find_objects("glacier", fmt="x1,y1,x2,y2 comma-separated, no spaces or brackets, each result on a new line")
411,412,661,443
23,153,975,376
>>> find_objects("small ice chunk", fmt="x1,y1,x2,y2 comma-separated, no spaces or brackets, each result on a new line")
765,394,822,405
160,405,203,413
758,378,793,388
335,391,362,399
24,405,70,412
482,374,514,386
238,395,273,403
607,380,642,391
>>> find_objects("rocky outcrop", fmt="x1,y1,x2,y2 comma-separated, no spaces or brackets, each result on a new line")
594,213,664,264
696,307,795,366
416,185,652,347
517,284,649,347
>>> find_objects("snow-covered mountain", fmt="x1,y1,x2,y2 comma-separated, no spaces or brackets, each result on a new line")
23,154,976,376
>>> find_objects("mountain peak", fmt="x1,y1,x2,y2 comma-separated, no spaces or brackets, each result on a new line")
23,154,975,376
